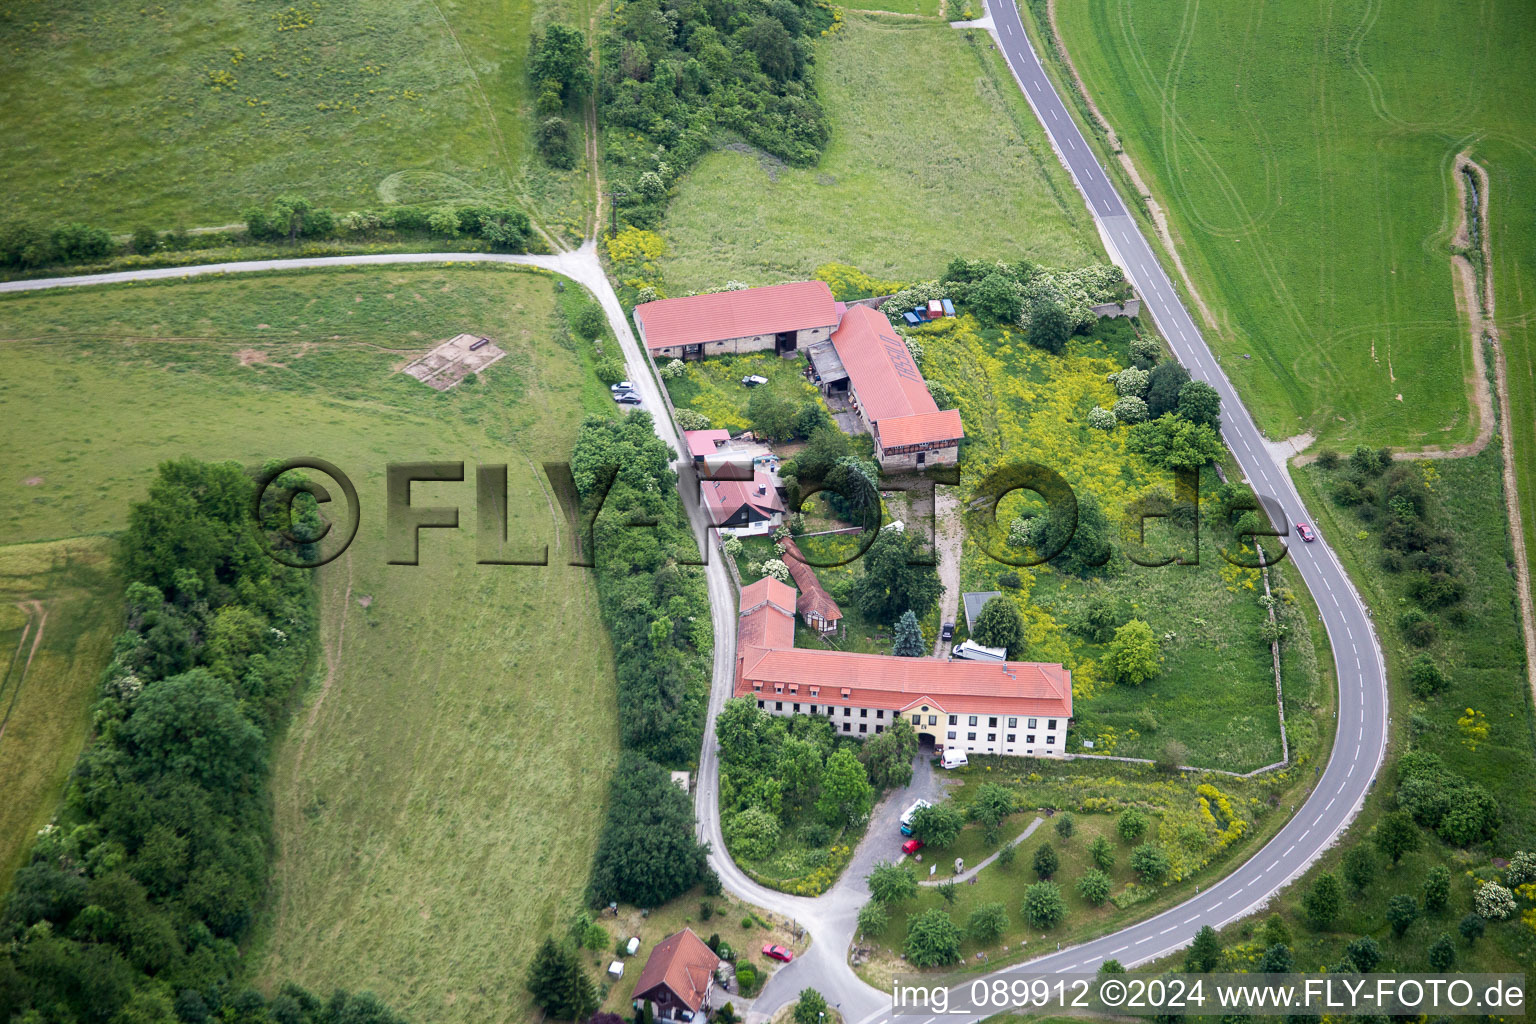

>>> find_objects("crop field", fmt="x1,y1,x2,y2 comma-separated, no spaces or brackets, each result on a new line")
0,0,592,240
0,266,620,1023
1046,0,1536,467
0,537,119,891
657,14,1101,293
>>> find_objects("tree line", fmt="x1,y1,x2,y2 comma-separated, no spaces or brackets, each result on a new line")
0,196,534,274
0,459,407,1024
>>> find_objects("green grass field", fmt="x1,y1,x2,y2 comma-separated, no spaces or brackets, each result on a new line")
0,537,120,891
0,0,592,241
656,14,1101,293
0,266,620,1023
1045,0,1536,591
1046,0,1527,449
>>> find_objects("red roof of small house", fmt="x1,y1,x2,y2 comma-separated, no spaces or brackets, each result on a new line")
701,470,784,525
631,928,720,1013
877,409,965,450
738,585,797,653
741,576,797,617
779,538,842,624
683,429,731,458
831,306,935,423
634,281,838,351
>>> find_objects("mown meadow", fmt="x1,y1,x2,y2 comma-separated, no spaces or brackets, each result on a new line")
656,14,1101,293
0,266,622,1023
0,0,592,240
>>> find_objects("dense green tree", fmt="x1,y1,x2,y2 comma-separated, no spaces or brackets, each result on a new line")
793,989,829,1024
858,718,918,789
905,908,963,966
1257,944,1294,973
1145,361,1191,418
1374,811,1421,865
530,24,594,100
815,749,874,825
1342,846,1376,894
1185,926,1222,972
1387,894,1419,937
1344,936,1382,972
1176,380,1222,428
1077,869,1112,907
1022,881,1066,928
574,303,606,340
1427,933,1456,971
1081,837,1113,874
972,271,1023,324
971,597,1026,656
966,902,1010,943
118,669,267,800
1054,812,1075,840
1126,414,1225,469
525,938,598,1021
1107,619,1160,685
936,880,958,906
911,802,964,848
1033,842,1059,880
1458,912,1484,944
724,807,782,861
851,528,942,623
1028,492,1113,576
1099,959,1126,974
1116,808,1148,844
1423,865,1451,913
1258,914,1291,948
997,841,1018,869
1027,298,1072,353
587,753,709,907
893,610,925,656
867,861,917,904
1131,843,1170,883
968,783,1016,831
1303,873,1343,930
744,16,796,82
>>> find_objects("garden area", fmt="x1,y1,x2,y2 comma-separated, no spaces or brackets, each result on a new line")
659,351,825,437
852,757,1316,985
715,699,921,894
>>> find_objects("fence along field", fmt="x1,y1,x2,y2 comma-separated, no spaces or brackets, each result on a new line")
0,266,620,1024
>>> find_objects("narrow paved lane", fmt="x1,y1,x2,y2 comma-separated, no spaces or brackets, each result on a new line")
840,6,1393,1022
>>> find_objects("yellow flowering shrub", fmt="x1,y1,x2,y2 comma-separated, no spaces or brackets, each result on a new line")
606,226,666,283
814,262,903,300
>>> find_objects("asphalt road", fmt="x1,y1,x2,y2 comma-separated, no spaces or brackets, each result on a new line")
836,6,1393,1023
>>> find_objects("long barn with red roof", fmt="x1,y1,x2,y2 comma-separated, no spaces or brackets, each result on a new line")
733,579,1071,758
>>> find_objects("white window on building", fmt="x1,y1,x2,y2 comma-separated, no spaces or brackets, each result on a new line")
1006,733,1016,743
949,715,958,725
987,733,996,742
1008,717,1018,728
1028,718,1037,729
1048,719,1057,730
793,703,800,713
947,731,957,740
968,715,978,726
967,732,976,741
1027,734,1036,744
928,714,937,726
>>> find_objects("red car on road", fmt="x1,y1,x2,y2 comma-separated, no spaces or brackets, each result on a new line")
902,838,925,855
762,944,794,963
1296,522,1316,542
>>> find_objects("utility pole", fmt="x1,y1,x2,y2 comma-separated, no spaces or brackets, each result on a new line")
601,188,627,237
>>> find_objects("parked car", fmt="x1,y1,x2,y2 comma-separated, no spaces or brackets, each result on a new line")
762,944,793,963
940,621,955,642
941,748,969,770
901,838,925,856
899,798,931,836
613,392,642,406
741,374,769,387
610,380,635,392
1296,522,1316,542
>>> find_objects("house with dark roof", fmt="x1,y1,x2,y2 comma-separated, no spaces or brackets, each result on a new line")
631,928,721,1022
826,305,964,470
734,579,1072,757
700,470,785,537
634,281,839,360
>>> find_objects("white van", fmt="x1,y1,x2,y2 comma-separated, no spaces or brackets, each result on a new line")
899,798,931,835
941,748,969,770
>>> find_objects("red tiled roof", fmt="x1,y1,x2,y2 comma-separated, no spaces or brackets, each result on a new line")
683,429,731,458
780,538,842,624
701,470,784,525
737,647,1072,719
741,576,797,617
634,281,838,351
631,928,720,1013
830,305,937,423
877,409,965,450
738,598,796,652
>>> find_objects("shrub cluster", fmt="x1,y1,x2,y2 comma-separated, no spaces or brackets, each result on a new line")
1395,750,1500,847
0,460,403,1023
598,0,833,228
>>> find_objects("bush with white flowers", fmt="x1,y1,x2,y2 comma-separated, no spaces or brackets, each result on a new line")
1113,396,1149,423
1474,880,1515,920
1110,366,1150,397
660,358,687,380
1088,406,1117,430
760,559,791,584
675,408,709,430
